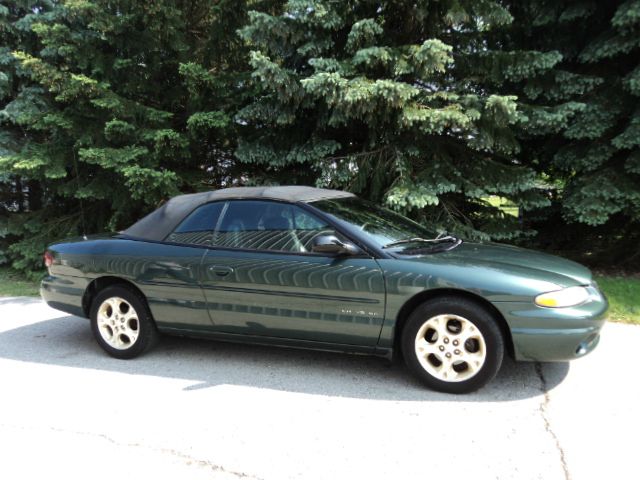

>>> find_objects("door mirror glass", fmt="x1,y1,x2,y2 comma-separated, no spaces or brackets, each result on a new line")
311,235,360,256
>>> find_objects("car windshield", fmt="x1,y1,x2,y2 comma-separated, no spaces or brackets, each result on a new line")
311,197,443,249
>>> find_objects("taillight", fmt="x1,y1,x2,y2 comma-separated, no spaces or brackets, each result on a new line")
44,251,54,268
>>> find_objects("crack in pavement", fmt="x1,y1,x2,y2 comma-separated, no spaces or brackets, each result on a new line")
0,422,261,480
535,362,571,480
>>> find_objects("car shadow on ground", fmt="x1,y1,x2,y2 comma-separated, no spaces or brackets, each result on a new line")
0,310,569,402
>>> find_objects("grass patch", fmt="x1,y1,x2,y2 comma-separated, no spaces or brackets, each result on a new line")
0,268,41,297
485,195,519,217
595,275,640,325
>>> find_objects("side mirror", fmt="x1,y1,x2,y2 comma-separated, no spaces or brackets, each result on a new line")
311,235,360,256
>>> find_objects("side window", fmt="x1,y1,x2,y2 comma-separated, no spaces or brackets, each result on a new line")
213,201,337,253
166,202,224,246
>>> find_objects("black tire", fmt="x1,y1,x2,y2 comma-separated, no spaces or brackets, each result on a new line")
401,296,504,393
90,285,158,359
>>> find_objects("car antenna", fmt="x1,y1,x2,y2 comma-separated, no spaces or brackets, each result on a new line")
72,150,88,240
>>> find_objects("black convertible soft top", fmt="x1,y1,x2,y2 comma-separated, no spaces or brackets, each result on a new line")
122,186,355,242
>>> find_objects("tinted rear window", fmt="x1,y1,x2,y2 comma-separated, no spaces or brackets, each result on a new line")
166,202,224,246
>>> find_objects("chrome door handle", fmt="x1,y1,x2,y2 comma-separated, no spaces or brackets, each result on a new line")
208,265,234,277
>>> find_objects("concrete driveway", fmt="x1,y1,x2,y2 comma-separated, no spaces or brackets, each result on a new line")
0,297,637,480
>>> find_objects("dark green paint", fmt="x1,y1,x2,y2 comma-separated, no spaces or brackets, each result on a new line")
201,249,385,345
41,233,607,362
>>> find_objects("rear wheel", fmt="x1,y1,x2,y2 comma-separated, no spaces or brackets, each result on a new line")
90,285,158,359
401,296,504,393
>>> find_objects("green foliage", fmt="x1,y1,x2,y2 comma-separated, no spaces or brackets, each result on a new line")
237,0,552,239
499,1,640,264
1,0,639,274
595,274,640,325
186,111,230,134
0,0,251,272
0,267,41,295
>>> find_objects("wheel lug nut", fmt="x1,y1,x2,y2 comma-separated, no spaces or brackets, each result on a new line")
443,338,449,344
454,349,460,355
453,340,459,346
445,353,451,358
439,346,445,351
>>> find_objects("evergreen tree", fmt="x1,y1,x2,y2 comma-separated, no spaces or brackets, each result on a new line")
498,0,640,266
0,0,248,274
0,0,57,269
237,0,551,239
2,0,639,275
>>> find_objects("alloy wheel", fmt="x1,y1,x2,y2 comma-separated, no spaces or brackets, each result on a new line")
414,314,487,382
96,296,140,350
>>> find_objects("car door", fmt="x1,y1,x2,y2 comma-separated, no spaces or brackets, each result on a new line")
137,201,225,331
200,200,386,346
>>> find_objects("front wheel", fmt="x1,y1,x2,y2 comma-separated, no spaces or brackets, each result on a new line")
90,285,158,359
401,297,504,393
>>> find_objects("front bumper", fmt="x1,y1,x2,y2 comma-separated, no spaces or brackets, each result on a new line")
494,295,608,362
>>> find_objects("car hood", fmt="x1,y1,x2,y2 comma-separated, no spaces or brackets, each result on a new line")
399,241,592,286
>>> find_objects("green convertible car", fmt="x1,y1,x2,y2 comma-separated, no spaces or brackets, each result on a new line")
41,186,607,393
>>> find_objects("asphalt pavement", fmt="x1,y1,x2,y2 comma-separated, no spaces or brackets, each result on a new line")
0,297,637,480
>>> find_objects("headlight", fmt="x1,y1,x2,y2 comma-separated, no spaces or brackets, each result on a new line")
535,286,591,308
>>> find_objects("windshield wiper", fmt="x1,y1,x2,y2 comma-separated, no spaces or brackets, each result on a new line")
382,235,458,249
